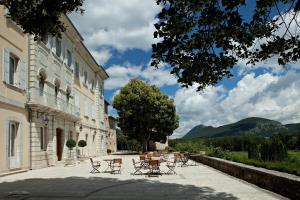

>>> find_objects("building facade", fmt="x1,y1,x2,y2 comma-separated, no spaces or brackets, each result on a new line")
104,101,117,153
0,6,30,174
27,16,108,169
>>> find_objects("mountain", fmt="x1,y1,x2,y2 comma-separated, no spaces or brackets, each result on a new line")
183,117,300,139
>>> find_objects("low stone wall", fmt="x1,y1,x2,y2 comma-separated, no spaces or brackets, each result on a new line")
190,155,300,200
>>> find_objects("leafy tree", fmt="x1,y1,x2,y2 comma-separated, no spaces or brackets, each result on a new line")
152,0,300,90
113,79,179,152
0,0,84,37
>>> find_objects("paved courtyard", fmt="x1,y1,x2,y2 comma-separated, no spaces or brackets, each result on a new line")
0,155,286,200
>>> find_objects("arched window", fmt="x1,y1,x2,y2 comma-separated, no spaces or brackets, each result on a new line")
38,69,47,96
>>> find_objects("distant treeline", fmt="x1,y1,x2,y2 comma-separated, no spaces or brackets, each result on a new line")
170,133,300,153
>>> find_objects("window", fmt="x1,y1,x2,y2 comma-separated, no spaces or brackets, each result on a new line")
83,71,87,86
76,132,79,143
9,121,19,157
39,77,45,96
85,134,88,142
9,54,18,85
84,98,89,117
91,79,94,91
68,131,72,140
55,38,61,57
40,127,44,150
83,71,88,85
55,85,59,104
67,50,72,67
75,62,80,78
3,49,26,90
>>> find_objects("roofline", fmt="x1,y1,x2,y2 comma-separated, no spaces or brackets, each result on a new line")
65,15,109,79
104,100,110,105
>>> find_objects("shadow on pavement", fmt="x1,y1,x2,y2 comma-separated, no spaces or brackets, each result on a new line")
0,176,239,200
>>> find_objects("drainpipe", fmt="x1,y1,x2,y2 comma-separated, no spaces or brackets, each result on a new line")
29,108,32,170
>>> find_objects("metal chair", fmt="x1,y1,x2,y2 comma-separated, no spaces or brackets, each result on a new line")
111,158,122,174
166,157,177,174
132,158,143,175
148,160,161,176
90,158,101,173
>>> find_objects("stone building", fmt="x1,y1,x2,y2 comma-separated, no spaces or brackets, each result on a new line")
26,15,108,169
104,101,117,153
0,6,30,174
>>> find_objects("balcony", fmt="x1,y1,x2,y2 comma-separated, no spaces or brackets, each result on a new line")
27,87,80,121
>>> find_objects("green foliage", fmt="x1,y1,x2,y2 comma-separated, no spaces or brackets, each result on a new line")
248,142,260,160
228,151,300,176
152,0,300,90
78,140,87,148
207,147,230,160
0,0,84,37
116,129,142,152
261,136,288,161
66,139,76,149
107,149,112,154
113,79,179,151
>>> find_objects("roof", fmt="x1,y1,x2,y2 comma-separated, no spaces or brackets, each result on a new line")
65,15,109,79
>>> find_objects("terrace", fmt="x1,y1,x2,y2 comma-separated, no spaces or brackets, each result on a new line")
0,155,285,200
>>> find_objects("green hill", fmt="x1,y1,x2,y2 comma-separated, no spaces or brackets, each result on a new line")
183,117,300,139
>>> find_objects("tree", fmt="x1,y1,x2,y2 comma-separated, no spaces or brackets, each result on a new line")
0,0,84,37
152,0,300,91
113,79,179,152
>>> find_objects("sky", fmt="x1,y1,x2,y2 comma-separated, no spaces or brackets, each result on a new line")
70,0,300,138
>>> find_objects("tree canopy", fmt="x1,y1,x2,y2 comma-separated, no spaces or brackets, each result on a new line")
0,0,84,37
113,79,179,151
152,0,300,90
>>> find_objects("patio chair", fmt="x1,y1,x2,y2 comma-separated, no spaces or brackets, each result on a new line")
139,155,148,169
111,158,122,174
177,153,189,167
132,158,143,175
166,157,177,175
148,160,161,176
90,158,101,173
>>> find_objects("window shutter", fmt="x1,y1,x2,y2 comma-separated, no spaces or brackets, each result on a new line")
19,61,26,90
3,48,10,83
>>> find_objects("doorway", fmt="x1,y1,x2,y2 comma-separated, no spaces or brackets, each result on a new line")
8,121,21,169
56,128,63,161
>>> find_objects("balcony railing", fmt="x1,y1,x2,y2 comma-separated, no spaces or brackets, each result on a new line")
29,87,80,117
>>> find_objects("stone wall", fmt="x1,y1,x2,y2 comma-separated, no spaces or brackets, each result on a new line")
191,155,300,200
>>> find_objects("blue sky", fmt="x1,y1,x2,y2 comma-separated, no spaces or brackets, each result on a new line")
70,0,300,138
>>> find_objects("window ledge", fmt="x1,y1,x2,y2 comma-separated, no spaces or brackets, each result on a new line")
52,52,63,64
3,82,25,93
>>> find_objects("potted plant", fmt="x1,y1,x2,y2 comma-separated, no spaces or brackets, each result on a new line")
65,139,76,166
78,140,87,161
107,149,112,155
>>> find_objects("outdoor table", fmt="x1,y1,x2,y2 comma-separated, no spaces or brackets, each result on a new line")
103,159,114,172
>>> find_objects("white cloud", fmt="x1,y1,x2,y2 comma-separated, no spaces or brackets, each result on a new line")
236,11,300,75
172,71,300,138
70,0,161,51
90,48,112,65
105,63,178,90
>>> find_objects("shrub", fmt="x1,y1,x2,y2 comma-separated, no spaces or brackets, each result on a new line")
78,140,87,156
248,142,260,160
107,149,112,154
261,137,287,161
78,140,87,148
207,147,229,159
66,139,76,149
